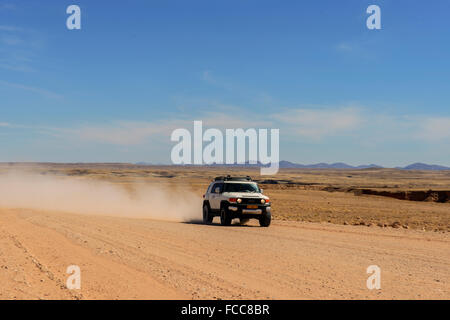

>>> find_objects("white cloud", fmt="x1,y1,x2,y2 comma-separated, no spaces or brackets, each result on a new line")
69,122,175,145
334,38,380,60
417,117,450,141
45,106,357,146
37,107,375,146
273,107,362,139
0,4,15,11
0,62,34,72
0,25,21,32
336,42,354,52
201,70,235,90
0,80,62,99
0,25,43,73
51,112,271,146
202,70,215,84
1,34,22,45
8,104,450,150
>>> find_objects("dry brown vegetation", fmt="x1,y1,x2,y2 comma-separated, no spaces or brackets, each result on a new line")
1,163,449,232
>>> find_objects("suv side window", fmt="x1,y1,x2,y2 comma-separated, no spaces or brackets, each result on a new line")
211,183,223,193
208,183,217,194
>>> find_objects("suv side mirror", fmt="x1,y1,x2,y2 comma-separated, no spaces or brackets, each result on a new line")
214,187,221,194
260,188,264,194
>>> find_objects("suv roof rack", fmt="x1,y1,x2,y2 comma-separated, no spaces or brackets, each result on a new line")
214,175,252,182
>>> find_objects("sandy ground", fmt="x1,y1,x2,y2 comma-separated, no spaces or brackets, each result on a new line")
1,208,448,300
2,164,448,231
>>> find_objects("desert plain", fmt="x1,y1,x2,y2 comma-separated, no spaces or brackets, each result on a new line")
0,163,449,299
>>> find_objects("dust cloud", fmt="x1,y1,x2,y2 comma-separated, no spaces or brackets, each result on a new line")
0,172,202,222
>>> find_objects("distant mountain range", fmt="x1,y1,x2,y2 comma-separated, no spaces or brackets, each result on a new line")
136,161,450,170
395,163,450,170
277,161,383,169
278,161,450,170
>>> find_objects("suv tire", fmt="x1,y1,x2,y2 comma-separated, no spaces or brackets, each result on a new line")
220,207,232,226
203,204,213,224
259,211,271,227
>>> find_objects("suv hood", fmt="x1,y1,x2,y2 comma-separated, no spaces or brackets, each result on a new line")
223,192,268,199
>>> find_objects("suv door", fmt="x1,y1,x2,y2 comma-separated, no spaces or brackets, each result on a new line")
209,183,223,210
205,183,214,203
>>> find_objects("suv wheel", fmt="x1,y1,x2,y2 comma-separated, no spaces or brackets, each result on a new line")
259,211,271,227
220,207,232,226
203,204,213,224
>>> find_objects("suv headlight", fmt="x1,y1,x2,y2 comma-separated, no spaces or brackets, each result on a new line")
237,198,242,204
261,199,265,204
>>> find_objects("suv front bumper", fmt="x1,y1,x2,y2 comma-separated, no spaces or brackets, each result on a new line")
227,204,271,217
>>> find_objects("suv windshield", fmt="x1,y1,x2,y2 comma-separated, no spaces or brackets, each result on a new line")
223,183,260,193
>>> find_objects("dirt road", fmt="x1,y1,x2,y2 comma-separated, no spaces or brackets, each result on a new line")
0,208,448,299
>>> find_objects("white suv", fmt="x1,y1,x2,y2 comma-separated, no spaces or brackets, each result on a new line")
202,176,272,227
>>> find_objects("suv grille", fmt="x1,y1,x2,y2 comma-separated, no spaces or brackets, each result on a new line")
240,198,262,205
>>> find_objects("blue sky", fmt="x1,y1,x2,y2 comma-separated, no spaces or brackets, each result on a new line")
1,0,450,166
